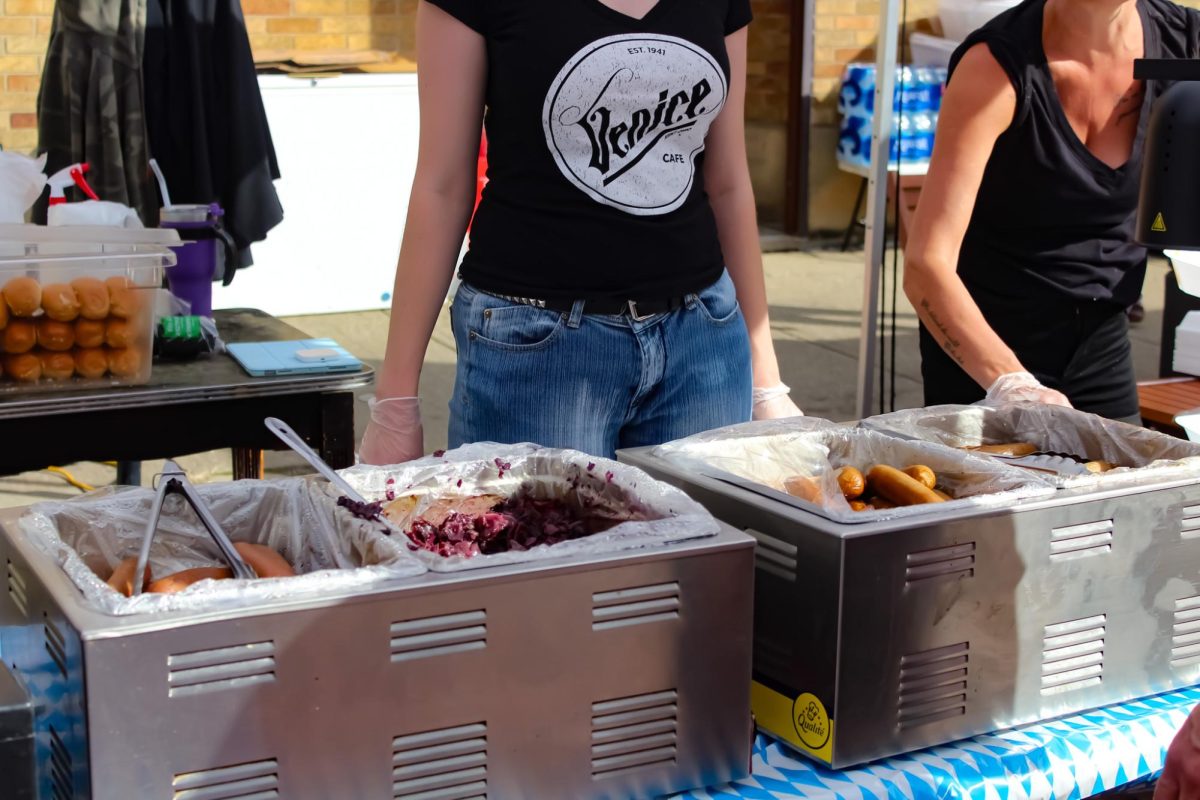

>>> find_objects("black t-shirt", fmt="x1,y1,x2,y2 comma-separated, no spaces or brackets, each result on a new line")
426,0,753,301
948,0,1200,308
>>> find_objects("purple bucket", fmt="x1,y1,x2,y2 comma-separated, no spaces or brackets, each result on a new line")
160,203,229,318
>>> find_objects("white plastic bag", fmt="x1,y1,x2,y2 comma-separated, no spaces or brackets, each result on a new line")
0,152,46,223
862,403,1200,489
652,417,1054,524
19,476,424,616
335,443,721,572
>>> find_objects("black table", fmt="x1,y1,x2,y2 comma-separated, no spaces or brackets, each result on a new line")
0,309,373,480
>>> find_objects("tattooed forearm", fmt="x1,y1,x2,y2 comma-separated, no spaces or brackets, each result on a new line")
920,298,966,366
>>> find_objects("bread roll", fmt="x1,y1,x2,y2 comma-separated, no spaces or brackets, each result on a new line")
146,567,233,594
866,465,946,506
836,467,865,500
105,556,151,597
3,320,35,354
104,318,134,348
1084,461,1116,473
105,276,140,319
849,500,871,512
783,475,822,504
70,277,110,320
106,347,143,378
968,442,1038,457
0,296,9,331
3,353,40,382
903,465,937,490
41,283,80,322
3,276,40,317
74,318,105,348
37,318,74,351
233,542,296,578
38,351,74,380
73,347,108,379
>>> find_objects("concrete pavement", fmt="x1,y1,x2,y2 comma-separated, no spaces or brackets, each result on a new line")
0,249,1172,507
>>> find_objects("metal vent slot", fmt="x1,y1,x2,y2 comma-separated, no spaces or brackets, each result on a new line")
591,691,678,780
168,641,276,698
1181,506,1200,539
1172,595,1200,668
391,611,487,663
49,724,72,800
43,614,68,681
1049,520,1113,561
173,758,279,799
593,582,680,630
393,722,487,799
897,643,968,729
905,543,976,585
1042,615,1105,694
7,558,28,619
746,529,798,583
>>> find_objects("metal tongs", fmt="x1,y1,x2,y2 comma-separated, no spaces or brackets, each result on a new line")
131,460,256,595
264,417,369,503
977,450,1094,476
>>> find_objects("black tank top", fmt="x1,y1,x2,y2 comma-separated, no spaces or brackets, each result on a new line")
948,0,1200,307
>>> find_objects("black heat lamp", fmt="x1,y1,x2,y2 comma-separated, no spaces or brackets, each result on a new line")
1136,58,1200,250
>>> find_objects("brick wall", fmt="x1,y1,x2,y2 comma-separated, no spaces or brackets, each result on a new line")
746,0,794,225
0,0,418,154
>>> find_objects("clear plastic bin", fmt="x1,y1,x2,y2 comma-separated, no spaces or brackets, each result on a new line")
0,224,178,390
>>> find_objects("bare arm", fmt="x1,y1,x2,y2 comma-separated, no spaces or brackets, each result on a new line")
375,1,487,399
703,26,784,390
903,43,1026,388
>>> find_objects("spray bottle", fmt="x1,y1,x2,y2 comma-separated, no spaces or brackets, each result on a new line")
45,162,142,227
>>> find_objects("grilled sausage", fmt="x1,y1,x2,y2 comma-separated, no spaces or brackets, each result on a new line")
866,465,946,506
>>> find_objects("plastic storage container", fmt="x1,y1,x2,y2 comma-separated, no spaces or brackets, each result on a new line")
0,224,178,390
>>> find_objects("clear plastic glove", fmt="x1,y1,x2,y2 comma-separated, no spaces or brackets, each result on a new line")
358,396,424,466
1155,702,1200,800
752,384,805,420
983,372,1072,408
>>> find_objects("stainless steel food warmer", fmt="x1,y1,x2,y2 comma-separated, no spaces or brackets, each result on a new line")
0,507,754,799
619,446,1200,769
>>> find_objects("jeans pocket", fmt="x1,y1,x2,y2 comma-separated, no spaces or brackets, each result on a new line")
695,271,742,325
472,302,566,351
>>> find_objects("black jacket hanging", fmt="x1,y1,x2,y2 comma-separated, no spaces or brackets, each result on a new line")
143,0,283,277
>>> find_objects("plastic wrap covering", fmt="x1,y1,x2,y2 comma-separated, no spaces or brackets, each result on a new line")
18,477,425,615
652,418,1055,524
336,443,721,572
863,403,1200,488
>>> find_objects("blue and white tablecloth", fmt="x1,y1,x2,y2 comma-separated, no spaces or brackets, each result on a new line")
682,686,1200,800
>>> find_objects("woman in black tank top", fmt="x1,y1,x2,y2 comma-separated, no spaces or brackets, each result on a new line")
904,0,1199,421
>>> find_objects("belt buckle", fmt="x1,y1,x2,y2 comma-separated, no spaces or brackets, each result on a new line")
626,300,654,322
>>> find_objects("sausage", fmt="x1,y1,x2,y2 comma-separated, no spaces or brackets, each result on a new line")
868,495,898,509
849,500,872,512
866,465,946,506
903,465,937,490
967,442,1038,456
783,475,822,504
146,567,233,594
233,542,296,578
933,488,953,501
837,467,866,500
105,556,150,597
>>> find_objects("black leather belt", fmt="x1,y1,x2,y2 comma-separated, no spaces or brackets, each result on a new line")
482,291,687,321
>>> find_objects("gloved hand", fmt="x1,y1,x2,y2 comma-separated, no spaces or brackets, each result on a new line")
752,384,805,420
1155,702,1200,800
358,396,425,466
983,372,1072,408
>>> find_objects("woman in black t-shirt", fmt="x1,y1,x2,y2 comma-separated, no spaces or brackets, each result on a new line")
360,0,801,462
904,0,1199,421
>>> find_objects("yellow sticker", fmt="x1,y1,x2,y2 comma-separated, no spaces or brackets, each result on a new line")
751,681,835,764
792,693,832,751
1152,212,1168,233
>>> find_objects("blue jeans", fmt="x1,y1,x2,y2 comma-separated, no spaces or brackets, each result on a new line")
448,271,753,458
